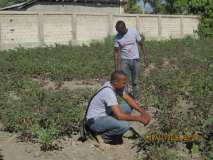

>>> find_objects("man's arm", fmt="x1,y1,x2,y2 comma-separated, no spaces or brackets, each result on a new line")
122,93,151,125
122,93,146,114
111,104,149,125
114,48,120,71
138,40,148,67
136,32,148,67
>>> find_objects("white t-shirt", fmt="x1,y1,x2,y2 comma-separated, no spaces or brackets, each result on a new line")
86,81,124,120
114,28,142,59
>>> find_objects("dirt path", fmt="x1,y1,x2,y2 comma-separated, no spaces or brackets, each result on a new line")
32,78,102,90
0,127,143,160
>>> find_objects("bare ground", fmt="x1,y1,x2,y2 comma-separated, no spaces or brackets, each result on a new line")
0,131,140,160
0,118,152,160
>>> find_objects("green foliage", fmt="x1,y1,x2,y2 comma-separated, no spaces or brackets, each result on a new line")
199,117,213,160
137,37,213,159
0,38,112,150
33,123,59,145
148,0,213,38
162,0,189,14
153,0,167,14
0,0,26,7
191,0,213,38
125,0,143,13
0,37,212,155
143,145,184,160
32,121,60,150
1,37,114,81
0,79,93,132
0,73,94,149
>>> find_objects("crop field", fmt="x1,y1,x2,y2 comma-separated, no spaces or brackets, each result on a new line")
0,37,212,159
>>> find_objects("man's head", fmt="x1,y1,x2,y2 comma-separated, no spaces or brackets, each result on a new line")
115,20,127,35
110,70,128,89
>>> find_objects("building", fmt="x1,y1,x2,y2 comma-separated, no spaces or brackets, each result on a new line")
0,0,126,14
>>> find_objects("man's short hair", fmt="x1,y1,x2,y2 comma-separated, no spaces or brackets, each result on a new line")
115,20,126,30
110,70,127,82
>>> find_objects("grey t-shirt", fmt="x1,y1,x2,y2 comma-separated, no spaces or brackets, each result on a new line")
114,28,142,59
86,81,124,120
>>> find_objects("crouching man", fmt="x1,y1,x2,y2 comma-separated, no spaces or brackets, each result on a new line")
86,71,151,145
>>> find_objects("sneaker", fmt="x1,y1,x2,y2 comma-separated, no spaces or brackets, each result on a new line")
101,135,123,145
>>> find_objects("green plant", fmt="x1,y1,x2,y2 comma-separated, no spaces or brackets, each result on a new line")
32,121,60,151
125,0,143,13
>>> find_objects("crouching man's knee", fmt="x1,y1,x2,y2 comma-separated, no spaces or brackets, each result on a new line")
117,121,130,135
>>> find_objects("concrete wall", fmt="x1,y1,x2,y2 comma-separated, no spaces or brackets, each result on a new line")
26,4,124,14
0,11,200,50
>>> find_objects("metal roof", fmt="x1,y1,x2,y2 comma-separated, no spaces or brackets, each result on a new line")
1,0,123,10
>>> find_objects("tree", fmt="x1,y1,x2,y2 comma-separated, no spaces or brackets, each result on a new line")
125,0,143,13
0,0,26,7
165,0,213,38
146,0,213,38
190,0,213,38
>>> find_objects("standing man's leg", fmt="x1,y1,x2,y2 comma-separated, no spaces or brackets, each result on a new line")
119,101,132,114
120,59,132,94
132,59,141,101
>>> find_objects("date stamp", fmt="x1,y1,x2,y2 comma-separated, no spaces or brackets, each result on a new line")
144,134,201,142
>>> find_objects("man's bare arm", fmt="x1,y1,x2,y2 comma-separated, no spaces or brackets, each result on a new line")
112,105,142,121
138,41,148,67
122,93,151,125
111,105,150,125
114,48,120,71
122,93,146,114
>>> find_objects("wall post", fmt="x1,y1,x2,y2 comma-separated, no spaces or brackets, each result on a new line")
0,16,2,51
71,14,77,44
38,13,44,45
180,16,184,37
136,15,140,32
158,15,162,37
108,14,113,36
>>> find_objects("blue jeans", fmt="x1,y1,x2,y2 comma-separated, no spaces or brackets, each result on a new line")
121,59,141,100
88,102,132,139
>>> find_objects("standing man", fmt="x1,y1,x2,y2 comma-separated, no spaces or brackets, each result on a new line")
114,20,148,101
86,71,151,145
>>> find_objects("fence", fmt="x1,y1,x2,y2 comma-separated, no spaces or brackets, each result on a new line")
0,11,200,50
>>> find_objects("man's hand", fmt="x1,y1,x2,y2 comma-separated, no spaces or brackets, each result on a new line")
138,111,151,126
114,48,120,71
139,41,149,68
111,105,150,123
144,55,149,68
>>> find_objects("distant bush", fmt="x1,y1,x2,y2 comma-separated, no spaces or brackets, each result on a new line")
0,0,26,8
